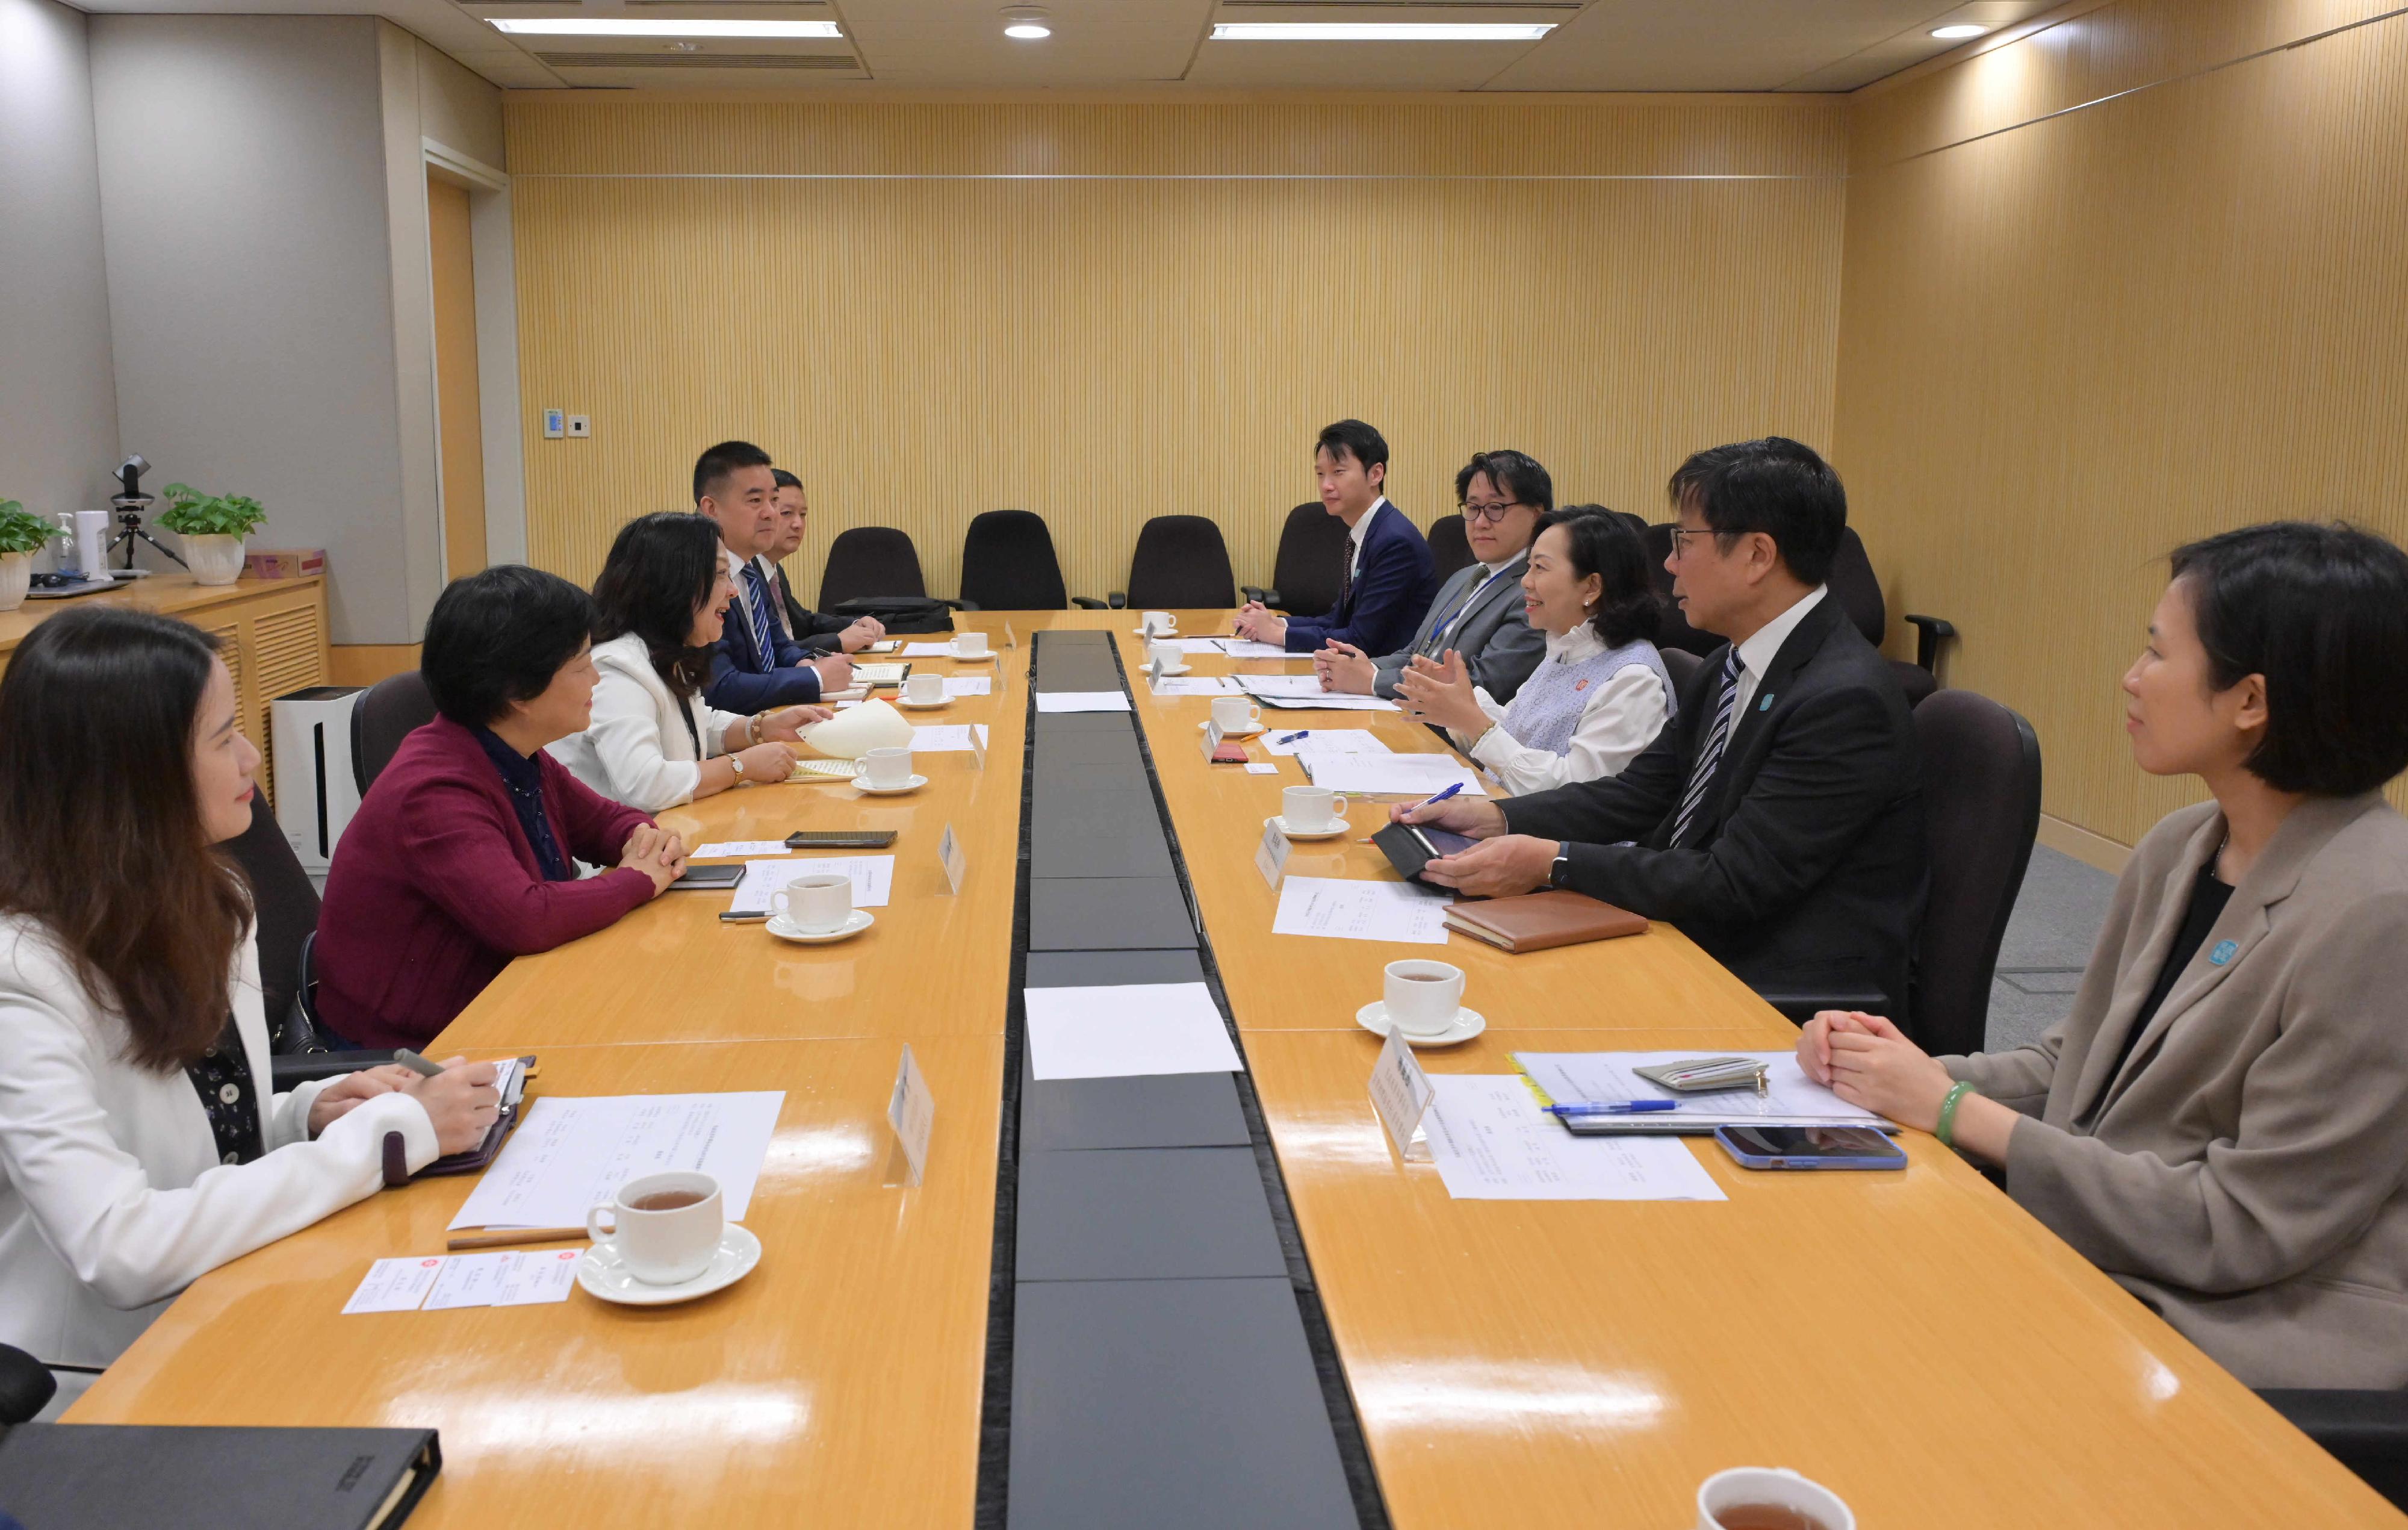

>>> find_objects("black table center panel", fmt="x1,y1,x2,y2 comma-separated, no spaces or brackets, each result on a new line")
974,630,1387,1530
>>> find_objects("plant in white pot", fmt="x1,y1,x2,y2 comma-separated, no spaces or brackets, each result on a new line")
0,500,51,612
157,483,267,586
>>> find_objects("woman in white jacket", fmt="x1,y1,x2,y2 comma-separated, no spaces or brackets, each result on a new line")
0,609,497,1417
551,512,827,812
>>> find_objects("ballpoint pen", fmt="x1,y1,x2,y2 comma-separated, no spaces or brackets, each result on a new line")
1412,782,1465,812
1548,1099,1678,1116
1275,730,1310,745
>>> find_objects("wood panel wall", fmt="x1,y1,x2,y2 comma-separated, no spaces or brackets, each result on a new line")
1834,0,2408,847
503,98,1845,605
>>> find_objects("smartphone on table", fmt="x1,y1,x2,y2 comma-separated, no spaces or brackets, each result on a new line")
786,830,898,849
1713,1125,1905,1171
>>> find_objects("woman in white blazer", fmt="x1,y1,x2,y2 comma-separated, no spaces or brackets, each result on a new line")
551,512,827,812
0,609,497,1417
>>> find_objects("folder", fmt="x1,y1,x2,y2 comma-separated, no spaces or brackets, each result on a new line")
0,1423,440,1529
1440,890,1649,953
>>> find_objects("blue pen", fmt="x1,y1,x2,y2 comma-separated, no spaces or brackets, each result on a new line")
1413,782,1465,812
1275,730,1309,745
1548,1099,1678,1116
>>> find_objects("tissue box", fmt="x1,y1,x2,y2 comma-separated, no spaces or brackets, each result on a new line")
243,547,326,579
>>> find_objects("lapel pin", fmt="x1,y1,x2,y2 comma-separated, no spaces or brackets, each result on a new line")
1758,694,1774,711
2210,939,2238,966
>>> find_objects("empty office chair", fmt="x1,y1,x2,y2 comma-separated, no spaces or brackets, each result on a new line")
0,1342,54,1425
350,670,435,795
818,526,929,609
221,789,321,1045
1827,527,1943,706
1908,689,2042,1057
1111,515,1238,610
1240,502,1349,615
1426,513,1476,584
1660,645,1703,694
958,509,1067,609
2258,1392,2408,1511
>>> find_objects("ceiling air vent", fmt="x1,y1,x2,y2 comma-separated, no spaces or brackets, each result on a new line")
535,51,861,68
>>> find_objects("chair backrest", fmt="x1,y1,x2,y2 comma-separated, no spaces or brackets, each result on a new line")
1639,523,1724,658
1125,515,1237,609
1826,525,1885,648
1426,514,1475,585
1659,645,1703,694
958,509,1067,609
1911,689,2043,1057
350,670,435,795
818,526,928,609
220,788,321,1034
1268,502,1348,617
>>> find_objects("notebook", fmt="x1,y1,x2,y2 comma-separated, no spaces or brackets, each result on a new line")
1441,891,1649,953
0,1423,440,1529
851,662,911,686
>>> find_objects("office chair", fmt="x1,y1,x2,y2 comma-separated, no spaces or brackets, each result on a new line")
1828,527,1948,706
1639,524,1724,658
220,791,321,1046
1240,502,1348,615
350,671,436,795
2258,1391,2408,1511
0,1344,54,1425
1426,513,1475,584
1659,645,1703,693
960,510,1068,609
1110,515,1238,610
1908,689,2043,1057
819,527,931,609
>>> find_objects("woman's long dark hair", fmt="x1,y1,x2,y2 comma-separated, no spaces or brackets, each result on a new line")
591,512,724,698
0,608,252,1072
1544,506,1662,649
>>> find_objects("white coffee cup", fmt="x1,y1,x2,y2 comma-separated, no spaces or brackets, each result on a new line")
1281,784,1350,833
1210,695,1262,733
856,745,913,790
1383,959,1465,1036
586,1170,723,1286
772,871,854,933
1695,1468,1856,1530
954,630,990,658
1147,639,1181,672
905,672,945,704
1141,610,1176,635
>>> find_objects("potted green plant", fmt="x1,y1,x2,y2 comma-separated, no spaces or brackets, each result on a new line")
156,483,267,586
0,500,52,612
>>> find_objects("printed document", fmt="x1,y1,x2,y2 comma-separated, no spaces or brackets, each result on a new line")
1301,754,1489,797
1024,982,1245,1080
732,855,895,913
1262,729,1390,757
1147,676,1243,696
1035,691,1132,714
943,676,993,697
1236,676,1400,712
1423,1076,1727,1202
448,1090,785,1230
1213,639,1291,659
692,840,791,859
909,723,990,752
1511,1051,1890,1133
1273,875,1453,945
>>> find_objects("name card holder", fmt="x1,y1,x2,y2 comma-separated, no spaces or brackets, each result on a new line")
886,1042,936,1188
1368,1028,1434,1162
939,822,968,895
1255,818,1290,890
1201,718,1223,761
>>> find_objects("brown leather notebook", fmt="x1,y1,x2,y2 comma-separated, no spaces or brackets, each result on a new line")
1442,890,1648,953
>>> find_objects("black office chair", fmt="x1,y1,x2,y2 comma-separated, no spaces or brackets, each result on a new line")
819,527,929,608
958,510,1067,609
1828,527,1949,706
2259,1391,2408,1511
1640,524,1724,659
0,1343,54,1424
350,670,436,795
1109,515,1238,610
1240,502,1348,616
1426,514,1475,585
1908,689,2042,1057
220,790,321,1046
1659,645,1703,694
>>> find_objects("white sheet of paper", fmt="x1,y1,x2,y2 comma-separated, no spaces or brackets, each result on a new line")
1148,676,1243,697
1167,637,1234,654
1302,754,1489,797
1244,762,1282,776
1024,983,1245,1080
1238,673,1343,696
1272,875,1453,945
692,840,790,859
493,1248,583,1306
1512,1051,1890,1129
944,676,993,697
422,1251,517,1311
900,641,958,656
887,1042,936,1186
1262,729,1391,757
1034,691,1132,714
731,855,894,913
1215,639,1291,659
910,723,990,752
1423,1076,1728,1202
1237,676,1400,712
343,1256,445,1314
448,1090,786,1230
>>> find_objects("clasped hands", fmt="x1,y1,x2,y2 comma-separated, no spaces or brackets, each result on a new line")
618,822,689,894
1798,1012,2011,1160
1231,602,1287,647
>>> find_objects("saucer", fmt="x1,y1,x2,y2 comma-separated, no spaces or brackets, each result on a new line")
1146,663,1194,677
1200,720,1264,737
767,909,875,944
1356,1002,1486,1047
579,1224,762,1307
853,774,929,795
1267,814,1347,841
1131,627,1180,638
949,648,997,662
897,696,951,709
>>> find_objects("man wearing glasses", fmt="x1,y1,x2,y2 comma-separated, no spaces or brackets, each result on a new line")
1315,449,1550,703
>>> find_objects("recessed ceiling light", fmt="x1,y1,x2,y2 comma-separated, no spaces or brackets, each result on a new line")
1931,24,1990,39
1003,6,1050,38
1209,21,1556,42
488,17,843,37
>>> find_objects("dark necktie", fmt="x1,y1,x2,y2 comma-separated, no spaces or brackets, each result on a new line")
1671,648,1742,848
740,563,778,670
1338,536,1354,610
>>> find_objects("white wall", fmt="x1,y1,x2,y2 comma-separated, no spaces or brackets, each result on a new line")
0,0,120,539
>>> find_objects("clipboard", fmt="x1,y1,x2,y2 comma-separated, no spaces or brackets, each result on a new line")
380,1054,535,1187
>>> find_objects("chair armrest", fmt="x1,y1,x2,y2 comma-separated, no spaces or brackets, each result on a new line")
2259,1389,2408,1509
1240,584,1282,609
1107,592,1127,610
1902,614,1956,673
937,598,977,612
1070,596,1111,610
270,1050,402,1092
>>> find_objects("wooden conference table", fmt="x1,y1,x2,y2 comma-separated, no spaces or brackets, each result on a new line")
71,610,2401,1528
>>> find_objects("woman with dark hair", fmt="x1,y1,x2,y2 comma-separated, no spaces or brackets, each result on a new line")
0,609,497,1415
316,565,688,1050
1394,507,1674,794
1802,521,2408,1389
550,512,827,812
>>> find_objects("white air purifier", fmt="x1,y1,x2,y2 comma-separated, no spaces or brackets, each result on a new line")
272,685,365,872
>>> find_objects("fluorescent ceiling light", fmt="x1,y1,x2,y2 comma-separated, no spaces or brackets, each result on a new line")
1209,21,1555,42
1005,22,1050,37
489,17,843,37
1930,24,1989,39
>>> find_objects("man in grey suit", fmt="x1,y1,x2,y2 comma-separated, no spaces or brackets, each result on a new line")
1315,449,1550,704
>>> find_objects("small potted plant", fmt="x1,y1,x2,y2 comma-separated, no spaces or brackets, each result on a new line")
157,482,267,585
0,500,51,612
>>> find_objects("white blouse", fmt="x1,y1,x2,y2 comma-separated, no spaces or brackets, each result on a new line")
1448,626,1671,795
548,631,746,812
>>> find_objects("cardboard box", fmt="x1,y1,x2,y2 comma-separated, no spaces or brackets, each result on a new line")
243,547,326,579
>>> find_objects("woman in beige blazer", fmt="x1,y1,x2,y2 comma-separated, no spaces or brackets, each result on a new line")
1800,521,2408,1389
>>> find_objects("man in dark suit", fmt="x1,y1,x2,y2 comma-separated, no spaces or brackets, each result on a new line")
766,469,883,657
1400,437,1926,1020
1232,419,1437,656
691,441,850,714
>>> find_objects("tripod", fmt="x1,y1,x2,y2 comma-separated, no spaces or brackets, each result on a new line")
107,494,185,572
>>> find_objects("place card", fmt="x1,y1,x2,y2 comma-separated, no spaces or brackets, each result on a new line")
1368,1028,1435,1163
1255,817,1290,891
939,821,967,895
1201,718,1223,760
887,1042,936,1188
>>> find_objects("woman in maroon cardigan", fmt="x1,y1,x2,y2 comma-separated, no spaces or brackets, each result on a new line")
317,567,689,1048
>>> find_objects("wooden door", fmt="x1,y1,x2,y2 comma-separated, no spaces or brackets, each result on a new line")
428,173,488,581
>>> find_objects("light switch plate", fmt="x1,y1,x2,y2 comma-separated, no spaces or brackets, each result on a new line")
566,414,592,438
542,408,565,439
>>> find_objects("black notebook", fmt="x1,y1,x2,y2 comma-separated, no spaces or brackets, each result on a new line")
1368,820,1476,893
0,1423,439,1529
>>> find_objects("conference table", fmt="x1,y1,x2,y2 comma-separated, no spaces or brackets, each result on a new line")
68,609,2403,1528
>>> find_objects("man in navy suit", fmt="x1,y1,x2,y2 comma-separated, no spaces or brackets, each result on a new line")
692,441,851,713
1232,419,1437,656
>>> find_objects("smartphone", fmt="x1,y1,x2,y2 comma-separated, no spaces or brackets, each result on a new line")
785,830,899,849
1714,1125,1905,1171
668,865,745,891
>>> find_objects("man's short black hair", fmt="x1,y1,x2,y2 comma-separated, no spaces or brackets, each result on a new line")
693,440,772,505
770,468,802,493
1456,449,1553,514
421,565,595,727
1671,437,1846,586
2170,521,2408,797
1315,419,1388,474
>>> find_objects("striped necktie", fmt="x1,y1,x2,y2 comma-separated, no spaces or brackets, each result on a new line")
739,562,778,671
1422,566,1503,655
1669,648,1742,849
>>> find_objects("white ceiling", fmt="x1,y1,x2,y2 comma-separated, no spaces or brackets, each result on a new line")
64,0,2061,93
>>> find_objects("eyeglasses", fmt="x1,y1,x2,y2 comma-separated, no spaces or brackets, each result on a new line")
1666,526,1724,559
1461,500,1529,524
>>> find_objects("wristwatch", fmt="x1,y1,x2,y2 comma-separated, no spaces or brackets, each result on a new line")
1548,842,1572,889
730,753,747,779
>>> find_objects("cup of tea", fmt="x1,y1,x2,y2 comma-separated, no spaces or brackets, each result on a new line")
904,672,946,704
954,630,991,658
771,872,854,934
1147,639,1181,672
1695,1469,1855,1530
1383,959,1464,1037
856,745,913,790
587,1171,723,1286
1209,696,1262,733
1141,610,1177,636
1281,784,1350,834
